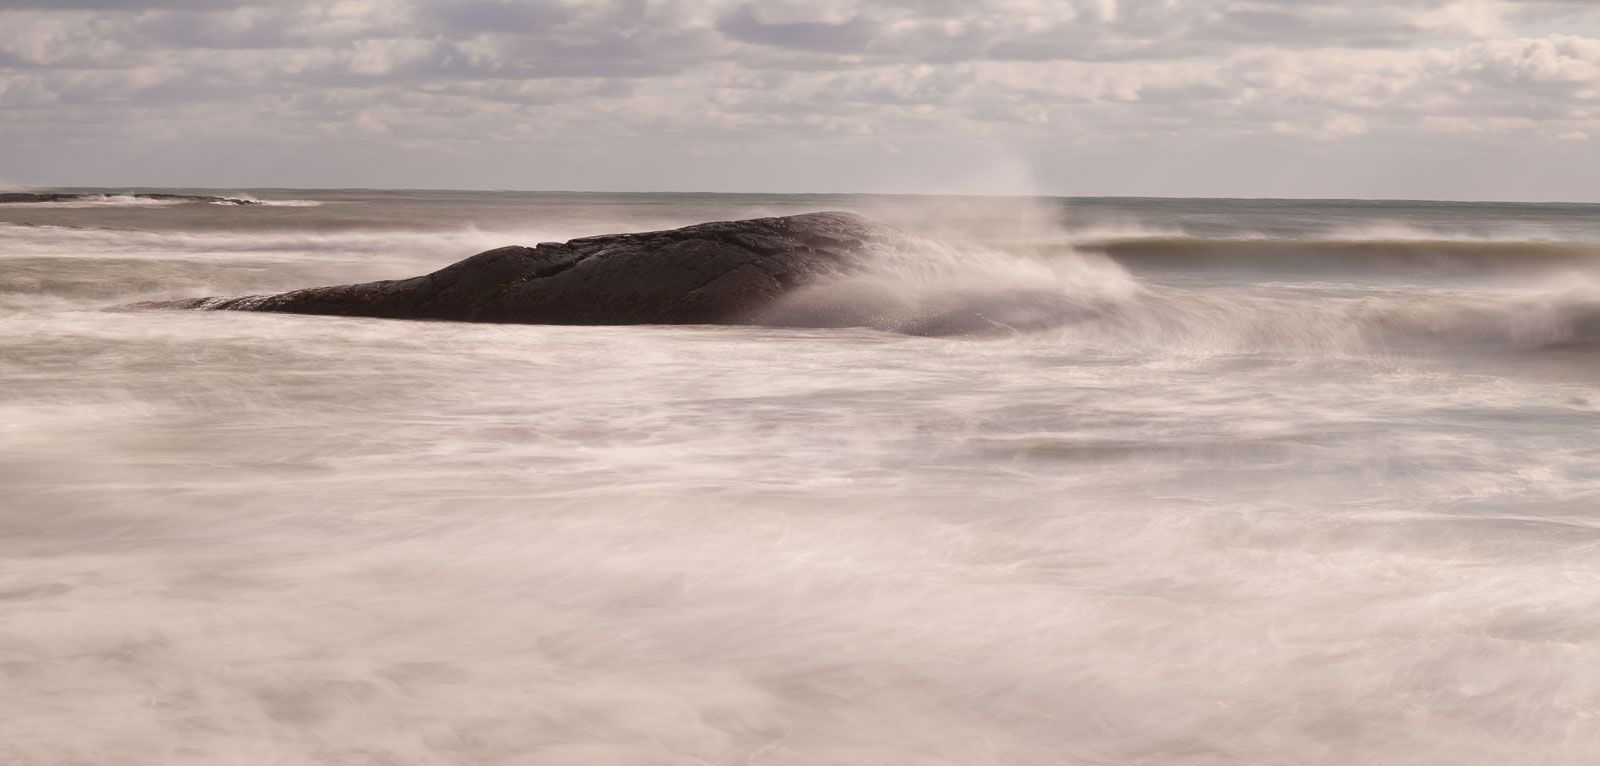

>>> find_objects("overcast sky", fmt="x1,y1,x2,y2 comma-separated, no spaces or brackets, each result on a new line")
3,0,1599,200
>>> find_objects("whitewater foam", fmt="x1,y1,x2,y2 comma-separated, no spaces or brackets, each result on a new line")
5,191,1600,764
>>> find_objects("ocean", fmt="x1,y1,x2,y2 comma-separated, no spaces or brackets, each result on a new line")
3,189,1599,764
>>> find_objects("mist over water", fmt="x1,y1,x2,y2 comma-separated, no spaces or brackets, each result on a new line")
4,190,1600,764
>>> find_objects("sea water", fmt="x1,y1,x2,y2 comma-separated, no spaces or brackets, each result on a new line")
2,190,1598,764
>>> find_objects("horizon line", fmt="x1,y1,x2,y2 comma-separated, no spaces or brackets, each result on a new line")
7,184,1600,207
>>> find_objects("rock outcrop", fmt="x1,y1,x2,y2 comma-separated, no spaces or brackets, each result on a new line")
140,212,887,326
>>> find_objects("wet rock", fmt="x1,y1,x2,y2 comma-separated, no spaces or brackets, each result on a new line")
137,212,887,326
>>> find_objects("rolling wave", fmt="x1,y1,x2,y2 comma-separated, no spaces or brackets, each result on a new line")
1070,236,1600,275
1102,286,1600,353
7,194,193,208
758,231,1600,350
0,193,323,208
228,195,326,207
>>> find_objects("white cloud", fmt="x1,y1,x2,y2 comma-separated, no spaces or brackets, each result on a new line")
0,0,1597,198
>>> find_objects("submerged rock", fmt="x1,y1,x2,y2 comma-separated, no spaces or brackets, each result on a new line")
138,212,888,326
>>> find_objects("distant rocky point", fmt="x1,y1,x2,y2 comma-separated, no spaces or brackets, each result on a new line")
134,212,888,326
0,192,260,205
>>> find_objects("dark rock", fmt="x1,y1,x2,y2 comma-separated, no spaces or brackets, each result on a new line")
0,192,260,205
136,212,891,326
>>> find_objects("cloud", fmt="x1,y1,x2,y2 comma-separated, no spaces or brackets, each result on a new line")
718,5,878,54
0,1,265,8
420,0,573,36
0,0,1598,197
1272,113,1370,140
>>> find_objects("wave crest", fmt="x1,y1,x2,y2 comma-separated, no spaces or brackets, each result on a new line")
1075,236,1600,276
757,230,1141,335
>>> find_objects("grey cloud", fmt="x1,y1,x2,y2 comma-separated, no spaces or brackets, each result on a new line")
0,1,263,9
717,5,877,54
412,0,727,79
130,9,303,50
711,0,1600,66
414,29,724,80
1199,8,1423,48
420,0,573,35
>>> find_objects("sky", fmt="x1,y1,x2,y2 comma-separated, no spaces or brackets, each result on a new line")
2,0,1600,200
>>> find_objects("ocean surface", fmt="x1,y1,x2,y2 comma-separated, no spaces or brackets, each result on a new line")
3,189,1599,765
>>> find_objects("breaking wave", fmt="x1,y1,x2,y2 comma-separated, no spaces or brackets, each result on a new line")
757,229,1140,336
230,196,326,207
1085,284,1600,354
0,193,323,208
8,194,192,208
755,227,1600,351
1073,236,1600,276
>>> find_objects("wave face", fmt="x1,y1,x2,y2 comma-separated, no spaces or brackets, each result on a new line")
738,205,1600,350
746,226,1600,348
1071,236,1600,278
5,191,1600,766
743,224,1140,335
0,191,280,207
1087,283,1600,353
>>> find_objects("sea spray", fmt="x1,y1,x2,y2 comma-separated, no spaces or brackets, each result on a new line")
758,225,1141,334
